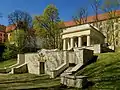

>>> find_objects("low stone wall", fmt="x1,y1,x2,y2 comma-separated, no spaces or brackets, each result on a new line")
61,74,88,88
24,51,66,76
11,64,28,74
74,44,102,53
93,44,101,53
9,54,25,68
25,53,40,75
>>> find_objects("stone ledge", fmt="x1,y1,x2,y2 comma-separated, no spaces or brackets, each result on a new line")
61,75,88,88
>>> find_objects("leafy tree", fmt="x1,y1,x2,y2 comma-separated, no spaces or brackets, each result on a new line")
10,29,26,53
2,42,18,60
33,4,64,49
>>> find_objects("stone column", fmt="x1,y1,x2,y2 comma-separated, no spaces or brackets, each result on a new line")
67,39,70,49
87,35,90,46
71,37,74,48
78,36,82,47
63,39,66,50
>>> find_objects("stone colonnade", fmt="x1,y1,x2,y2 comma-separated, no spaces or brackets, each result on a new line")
63,35,91,50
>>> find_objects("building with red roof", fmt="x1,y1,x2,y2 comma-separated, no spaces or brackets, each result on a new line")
0,25,6,43
64,10,120,48
64,10,120,27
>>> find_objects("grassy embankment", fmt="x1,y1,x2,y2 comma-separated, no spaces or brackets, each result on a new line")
76,52,120,89
0,59,16,68
0,74,60,89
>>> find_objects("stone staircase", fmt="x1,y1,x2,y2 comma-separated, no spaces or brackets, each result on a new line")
61,63,83,76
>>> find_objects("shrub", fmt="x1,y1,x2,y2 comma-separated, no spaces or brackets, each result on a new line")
2,44,18,60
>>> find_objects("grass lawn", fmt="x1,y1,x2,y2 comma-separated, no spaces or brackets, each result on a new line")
0,74,61,90
76,52,120,89
0,59,17,68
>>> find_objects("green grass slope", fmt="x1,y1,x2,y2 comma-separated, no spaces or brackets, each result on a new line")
0,59,16,68
0,74,60,89
76,52,120,89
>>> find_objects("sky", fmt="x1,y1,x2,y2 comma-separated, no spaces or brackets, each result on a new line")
0,0,97,26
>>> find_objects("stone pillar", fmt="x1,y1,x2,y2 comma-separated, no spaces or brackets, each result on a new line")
78,36,82,47
71,37,74,48
87,35,90,46
67,39,70,49
63,39,66,50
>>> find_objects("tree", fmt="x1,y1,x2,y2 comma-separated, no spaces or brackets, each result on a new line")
8,10,36,53
73,7,88,25
2,42,18,60
8,10,32,29
91,0,102,27
10,29,26,53
101,0,120,49
33,4,64,49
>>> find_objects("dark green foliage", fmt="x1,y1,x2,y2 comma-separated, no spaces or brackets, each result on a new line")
2,43,18,60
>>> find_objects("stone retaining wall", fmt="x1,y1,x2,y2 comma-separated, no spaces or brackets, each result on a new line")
61,74,88,88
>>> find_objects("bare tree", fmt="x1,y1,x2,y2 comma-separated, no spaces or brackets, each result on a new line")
73,7,88,25
8,10,32,30
101,0,120,49
91,0,101,27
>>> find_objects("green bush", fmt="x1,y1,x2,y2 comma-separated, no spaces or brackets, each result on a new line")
2,44,18,60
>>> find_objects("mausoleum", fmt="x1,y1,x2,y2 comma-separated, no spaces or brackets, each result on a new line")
62,24,106,53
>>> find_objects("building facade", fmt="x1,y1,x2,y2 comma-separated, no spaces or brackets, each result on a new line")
62,24,106,53
64,10,120,48
0,25,6,43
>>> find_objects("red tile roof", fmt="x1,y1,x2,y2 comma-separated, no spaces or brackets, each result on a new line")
6,24,16,32
64,10,120,27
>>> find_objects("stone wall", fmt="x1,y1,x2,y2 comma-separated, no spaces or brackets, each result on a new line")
69,49,93,64
74,44,102,53
68,50,83,64
15,49,93,77
25,53,40,75
93,44,101,53
44,51,65,75
9,54,25,68
83,49,93,64
11,64,28,74
61,75,88,88
24,51,65,75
